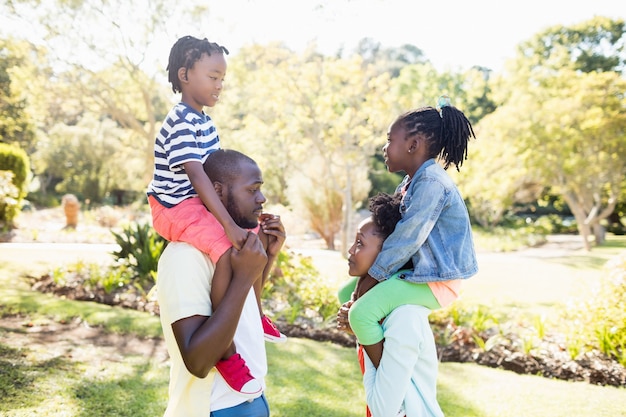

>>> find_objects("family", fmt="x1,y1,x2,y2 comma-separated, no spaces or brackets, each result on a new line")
147,35,478,417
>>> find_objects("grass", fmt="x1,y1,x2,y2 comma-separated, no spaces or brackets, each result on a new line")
0,234,625,416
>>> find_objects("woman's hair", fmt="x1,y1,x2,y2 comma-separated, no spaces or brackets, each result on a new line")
369,192,403,239
396,104,476,171
167,35,229,93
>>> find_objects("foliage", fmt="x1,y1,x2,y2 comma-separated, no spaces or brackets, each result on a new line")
0,142,29,227
562,251,626,366
0,38,37,153
0,171,19,229
262,250,340,324
111,222,167,289
33,115,146,204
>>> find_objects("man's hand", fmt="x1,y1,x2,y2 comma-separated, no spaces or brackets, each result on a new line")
258,213,286,257
336,301,353,334
230,232,267,285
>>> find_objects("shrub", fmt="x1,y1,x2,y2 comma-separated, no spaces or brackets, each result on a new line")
262,250,340,325
562,251,626,365
110,222,167,289
0,171,19,229
0,143,29,228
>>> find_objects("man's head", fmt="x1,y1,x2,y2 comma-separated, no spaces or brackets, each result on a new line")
204,149,265,229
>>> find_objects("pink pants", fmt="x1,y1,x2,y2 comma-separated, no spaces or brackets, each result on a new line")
149,195,231,263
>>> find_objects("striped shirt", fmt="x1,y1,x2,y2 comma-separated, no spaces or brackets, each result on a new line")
147,102,220,207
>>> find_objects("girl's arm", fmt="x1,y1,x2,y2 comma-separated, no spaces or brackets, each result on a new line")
368,181,446,281
184,160,247,250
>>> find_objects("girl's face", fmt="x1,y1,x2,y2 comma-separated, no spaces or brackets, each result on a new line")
181,52,227,112
347,218,384,277
381,120,412,174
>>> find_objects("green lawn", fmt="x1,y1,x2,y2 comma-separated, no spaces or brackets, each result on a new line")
0,235,625,416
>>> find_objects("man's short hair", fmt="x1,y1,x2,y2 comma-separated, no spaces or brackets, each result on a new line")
204,149,256,184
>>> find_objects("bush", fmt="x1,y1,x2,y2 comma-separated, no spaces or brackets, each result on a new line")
0,143,30,228
563,251,626,365
0,171,19,230
262,250,340,325
111,222,167,289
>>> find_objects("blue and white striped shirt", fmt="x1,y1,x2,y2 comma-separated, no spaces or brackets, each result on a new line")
147,102,221,207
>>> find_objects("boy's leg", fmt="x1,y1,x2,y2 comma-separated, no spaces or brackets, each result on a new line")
212,249,263,397
149,196,232,260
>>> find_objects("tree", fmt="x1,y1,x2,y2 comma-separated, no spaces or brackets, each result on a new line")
0,38,37,153
214,44,393,252
486,17,626,249
34,115,145,204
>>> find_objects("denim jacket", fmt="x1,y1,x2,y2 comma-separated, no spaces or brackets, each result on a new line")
368,158,478,283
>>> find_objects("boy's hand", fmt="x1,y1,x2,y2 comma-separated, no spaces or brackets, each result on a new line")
225,223,248,251
336,301,353,334
230,232,267,285
258,213,286,257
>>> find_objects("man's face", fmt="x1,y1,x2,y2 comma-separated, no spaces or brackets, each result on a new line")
224,161,266,229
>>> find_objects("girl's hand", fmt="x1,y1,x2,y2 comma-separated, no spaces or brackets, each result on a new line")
258,213,286,257
336,301,353,334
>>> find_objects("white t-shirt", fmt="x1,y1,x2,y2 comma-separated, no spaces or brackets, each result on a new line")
157,242,267,417
363,305,444,417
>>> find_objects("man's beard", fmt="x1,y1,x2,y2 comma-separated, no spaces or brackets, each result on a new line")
225,193,258,229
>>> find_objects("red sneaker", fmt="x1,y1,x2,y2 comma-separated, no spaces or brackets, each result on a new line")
262,315,287,343
215,353,262,397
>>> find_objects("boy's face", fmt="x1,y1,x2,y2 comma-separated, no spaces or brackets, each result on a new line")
180,52,227,112
347,218,384,277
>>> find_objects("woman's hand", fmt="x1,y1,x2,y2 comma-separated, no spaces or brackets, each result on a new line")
336,301,354,334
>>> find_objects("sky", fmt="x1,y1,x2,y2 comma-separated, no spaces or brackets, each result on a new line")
1,0,624,73
202,0,626,71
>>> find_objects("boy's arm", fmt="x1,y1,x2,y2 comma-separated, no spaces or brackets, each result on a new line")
184,160,247,249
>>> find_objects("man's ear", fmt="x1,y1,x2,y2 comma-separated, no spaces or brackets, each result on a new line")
178,67,188,83
213,182,224,198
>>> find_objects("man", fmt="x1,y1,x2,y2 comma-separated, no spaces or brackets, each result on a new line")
157,149,285,417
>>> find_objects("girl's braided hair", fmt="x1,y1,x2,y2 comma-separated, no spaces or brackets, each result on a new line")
167,35,229,93
369,192,403,239
396,103,476,171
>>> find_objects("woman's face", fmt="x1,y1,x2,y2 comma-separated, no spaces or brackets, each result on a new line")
347,217,383,277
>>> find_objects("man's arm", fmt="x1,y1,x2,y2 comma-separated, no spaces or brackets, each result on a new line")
171,232,267,378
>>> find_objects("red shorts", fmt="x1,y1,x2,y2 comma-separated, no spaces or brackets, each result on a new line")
148,195,231,263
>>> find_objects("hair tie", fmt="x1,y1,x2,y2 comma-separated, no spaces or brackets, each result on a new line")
436,95,451,118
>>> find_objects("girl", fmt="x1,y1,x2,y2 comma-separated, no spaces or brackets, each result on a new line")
348,96,478,368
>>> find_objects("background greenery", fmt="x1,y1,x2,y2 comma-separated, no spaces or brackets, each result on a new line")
1,1,625,254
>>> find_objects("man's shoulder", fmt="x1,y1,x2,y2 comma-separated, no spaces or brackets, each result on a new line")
160,242,212,266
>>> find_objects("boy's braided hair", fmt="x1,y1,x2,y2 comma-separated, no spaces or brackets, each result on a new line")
397,104,475,171
167,35,229,93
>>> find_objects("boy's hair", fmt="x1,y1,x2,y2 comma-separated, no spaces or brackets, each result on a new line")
396,104,476,171
369,192,403,239
167,35,230,93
